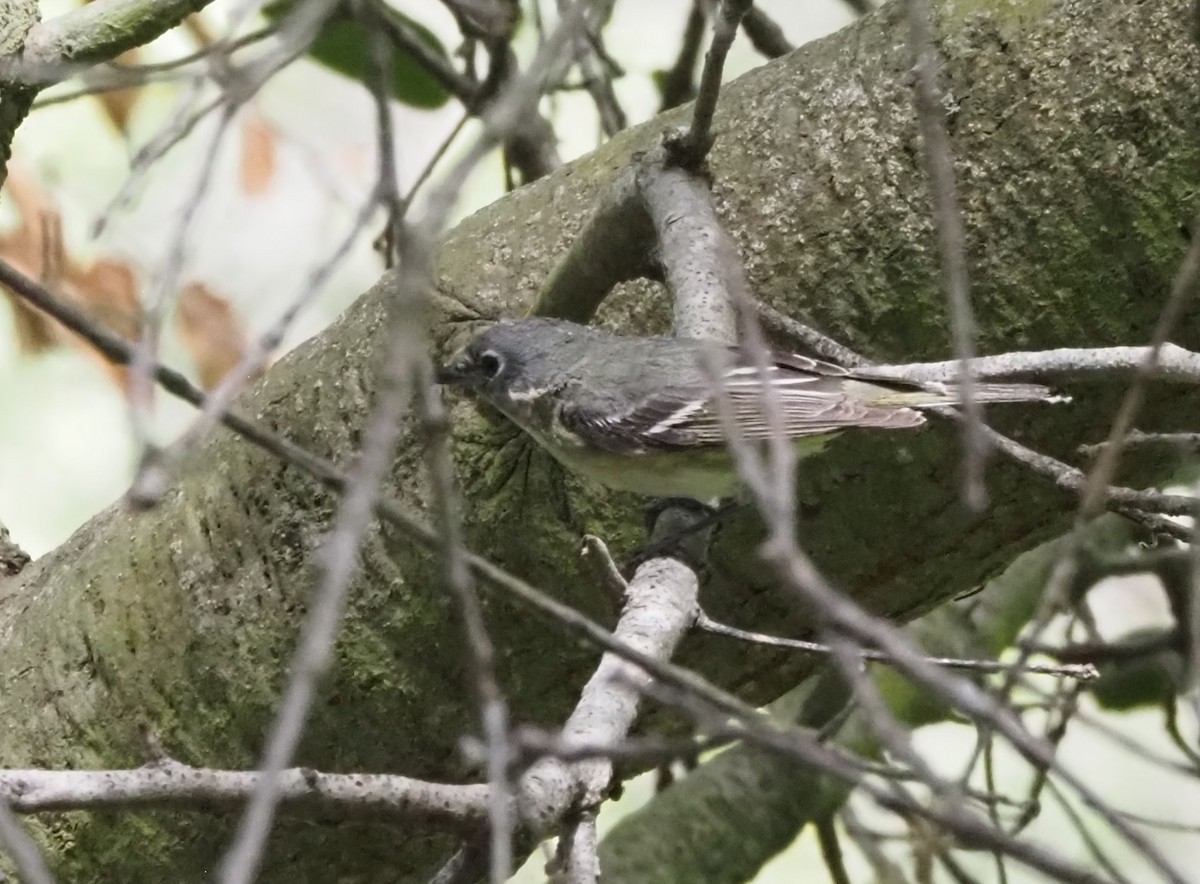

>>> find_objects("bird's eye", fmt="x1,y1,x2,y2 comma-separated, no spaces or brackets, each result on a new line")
478,351,503,378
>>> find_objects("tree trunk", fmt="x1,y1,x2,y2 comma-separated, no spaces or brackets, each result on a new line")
1,0,1197,879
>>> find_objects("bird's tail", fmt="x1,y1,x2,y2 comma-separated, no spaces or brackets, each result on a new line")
866,380,1069,409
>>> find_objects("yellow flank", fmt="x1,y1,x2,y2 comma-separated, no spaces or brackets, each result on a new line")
531,424,838,499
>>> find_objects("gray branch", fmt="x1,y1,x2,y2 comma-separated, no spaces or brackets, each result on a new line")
0,763,488,823
22,0,218,68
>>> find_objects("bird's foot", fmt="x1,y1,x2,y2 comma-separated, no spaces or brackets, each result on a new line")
625,498,737,576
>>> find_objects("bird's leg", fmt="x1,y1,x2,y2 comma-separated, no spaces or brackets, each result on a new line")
623,498,738,576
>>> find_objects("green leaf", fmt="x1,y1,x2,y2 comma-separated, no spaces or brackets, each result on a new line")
265,2,453,109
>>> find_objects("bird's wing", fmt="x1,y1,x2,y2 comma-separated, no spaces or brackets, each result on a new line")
559,355,925,453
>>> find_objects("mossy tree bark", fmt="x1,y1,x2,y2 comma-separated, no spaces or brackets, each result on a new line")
0,0,1197,880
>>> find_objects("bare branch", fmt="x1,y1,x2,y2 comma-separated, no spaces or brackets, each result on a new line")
675,0,753,166
428,838,490,884
755,301,870,367
1079,430,1200,457
530,166,652,321
127,104,235,466
216,8,593,882
657,0,707,111
637,156,742,341
0,799,55,884
22,0,219,68
863,344,1200,383
752,537,1189,884
1080,216,1200,517
0,762,488,825
370,0,477,99
905,0,985,511
740,6,794,58
215,278,428,884
519,556,700,832
29,25,274,109
815,815,852,884
696,613,1099,680
555,811,600,884
982,426,1195,518
558,0,626,137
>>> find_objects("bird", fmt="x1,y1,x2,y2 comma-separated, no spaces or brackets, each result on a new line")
437,317,1061,500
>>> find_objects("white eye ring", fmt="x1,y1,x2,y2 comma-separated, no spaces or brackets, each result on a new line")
478,350,503,379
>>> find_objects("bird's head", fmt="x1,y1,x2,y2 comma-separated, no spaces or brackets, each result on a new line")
437,318,586,415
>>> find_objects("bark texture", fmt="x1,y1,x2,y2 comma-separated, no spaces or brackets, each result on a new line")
0,0,39,172
1,0,1198,879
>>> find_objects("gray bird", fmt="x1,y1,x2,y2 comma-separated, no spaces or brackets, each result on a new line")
437,318,1059,499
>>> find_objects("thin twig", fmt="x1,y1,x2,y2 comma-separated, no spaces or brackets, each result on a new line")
557,0,626,137
129,182,383,505
905,0,985,511
497,727,729,767
756,535,1188,884
696,613,1099,680
29,25,275,109
1043,778,1132,884
369,0,477,99
215,281,428,884
93,0,338,237
0,761,489,823
1080,430,1200,457
841,806,911,884
214,4,599,880
657,0,707,111
815,815,852,884
982,739,1011,884
755,301,869,367
0,798,56,884
93,86,219,236
862,344,1200,383
580,534,629,607
982,426,1195,518
127,104,235,467
740,6,794,58
21,0,223,68
1079,214,1200,518
427,837,490,884
556,811,600,884
641,670,1112,884
676,0,752,167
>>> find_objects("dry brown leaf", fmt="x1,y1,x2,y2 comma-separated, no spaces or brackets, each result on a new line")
0,169,254,395
176,282,251,390
240,113,278,197
68,258,142,340
62,258,144,390
0,168,68,352
0,168,150,387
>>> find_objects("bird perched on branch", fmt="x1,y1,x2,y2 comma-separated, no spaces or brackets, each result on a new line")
437,318,1062,500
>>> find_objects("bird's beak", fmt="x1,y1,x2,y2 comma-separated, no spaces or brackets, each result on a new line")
436,355,471,385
